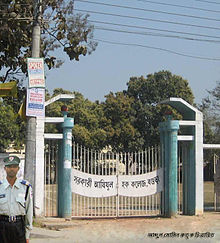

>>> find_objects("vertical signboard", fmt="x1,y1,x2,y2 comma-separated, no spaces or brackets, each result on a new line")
27,58,45,88
26,88,45,117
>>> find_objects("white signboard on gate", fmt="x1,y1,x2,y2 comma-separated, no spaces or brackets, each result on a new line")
72,168,163,198
27,58,45,88
72,169,117,197
118,168,163,197
26,88,45,117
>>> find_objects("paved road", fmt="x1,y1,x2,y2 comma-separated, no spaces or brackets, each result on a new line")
30,212,220,243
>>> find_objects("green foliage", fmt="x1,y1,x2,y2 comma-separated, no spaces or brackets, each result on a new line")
126,71,194,105
45,88,107,150
0,0,97,151
0,0,97,83
125,70,195,148
200,82,220,143
1,85,26,151
101,92,144,152
0,101,20,152
199,82,220,177
0,69,196,152
45,71,195,151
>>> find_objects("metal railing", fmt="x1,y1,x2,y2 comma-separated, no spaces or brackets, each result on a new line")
72,143,162,218
177,142,186,214
44,140,58,217
44,141,162,217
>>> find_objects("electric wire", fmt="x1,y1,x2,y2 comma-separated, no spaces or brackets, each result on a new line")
95,26,220,43
75,0,220,22
74,9,220,31
90,19,220,39
194,0,220,5
93,38,220,61
134,0,220,13
1,1,220,61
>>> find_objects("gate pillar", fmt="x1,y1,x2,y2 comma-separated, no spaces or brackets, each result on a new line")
159,113,179,217
58,105,74,218
182,141,196,215
160,97,203,215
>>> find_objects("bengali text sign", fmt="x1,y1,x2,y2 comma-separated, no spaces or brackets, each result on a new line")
72,168,117,197
27,58,45,88
72,168,163,198
118,168,163,197
26,88,45,117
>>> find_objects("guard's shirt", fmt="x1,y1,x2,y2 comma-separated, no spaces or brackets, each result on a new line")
0,178,33,239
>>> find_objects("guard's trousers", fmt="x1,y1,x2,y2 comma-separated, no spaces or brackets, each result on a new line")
0,220,26,243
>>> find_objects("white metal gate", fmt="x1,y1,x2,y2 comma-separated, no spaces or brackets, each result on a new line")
177,144,220,213
177,142,187,214
44,139,58,217
72,143,162,218
44,141,163,217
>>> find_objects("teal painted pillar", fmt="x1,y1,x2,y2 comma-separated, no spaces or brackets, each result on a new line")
168,119,179,217
183,141,196,215
58,105,74,218
187,141,196,215
159,114,179,217
159,125,167,216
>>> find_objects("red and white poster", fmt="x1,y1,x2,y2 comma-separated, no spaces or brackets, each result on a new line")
27,58,45,88
26,88,45,117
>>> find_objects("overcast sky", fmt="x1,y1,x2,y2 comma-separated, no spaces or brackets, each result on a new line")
45,0,220,104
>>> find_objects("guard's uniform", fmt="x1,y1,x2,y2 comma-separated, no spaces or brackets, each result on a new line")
0,163,33,243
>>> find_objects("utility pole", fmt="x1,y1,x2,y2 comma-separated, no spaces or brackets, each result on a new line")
24,0,41,199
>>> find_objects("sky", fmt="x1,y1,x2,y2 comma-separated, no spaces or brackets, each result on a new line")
45,0,220,104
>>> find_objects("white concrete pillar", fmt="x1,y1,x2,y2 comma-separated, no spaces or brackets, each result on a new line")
195,114,204,215
35,117,45,216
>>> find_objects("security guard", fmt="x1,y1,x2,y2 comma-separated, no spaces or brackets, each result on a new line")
0,155,33,243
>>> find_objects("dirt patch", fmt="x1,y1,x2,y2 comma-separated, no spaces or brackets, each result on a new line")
31,212,220,243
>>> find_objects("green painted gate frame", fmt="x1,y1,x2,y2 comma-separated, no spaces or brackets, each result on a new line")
159,97,204,217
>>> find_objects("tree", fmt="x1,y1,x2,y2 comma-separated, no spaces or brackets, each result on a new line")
46,71,195,152
0,0,97,152
45,88,107,150
0,84,27,151
101,92,144,152
200,81,220,144
199,82,220,180
0,101,20,152
125,70,195,147
0,0,97,83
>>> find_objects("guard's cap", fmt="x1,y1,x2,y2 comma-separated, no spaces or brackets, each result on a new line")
3,155,20,166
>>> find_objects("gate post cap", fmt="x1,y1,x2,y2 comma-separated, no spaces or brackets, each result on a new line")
61,105,68,112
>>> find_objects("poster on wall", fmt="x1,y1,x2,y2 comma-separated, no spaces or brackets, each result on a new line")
27,58,45,88
26,88,45,117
